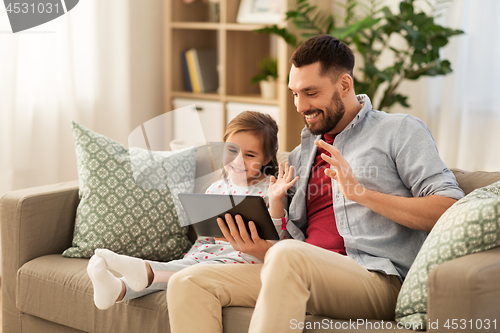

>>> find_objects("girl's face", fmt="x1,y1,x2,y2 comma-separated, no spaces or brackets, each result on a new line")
223,131,269,187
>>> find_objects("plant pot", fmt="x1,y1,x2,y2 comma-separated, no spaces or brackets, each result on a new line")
259,79,277,99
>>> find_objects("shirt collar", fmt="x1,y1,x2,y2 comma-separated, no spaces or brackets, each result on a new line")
345,94,372,131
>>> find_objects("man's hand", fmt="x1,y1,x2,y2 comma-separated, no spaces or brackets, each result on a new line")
315,140,456,231
217,214,273,261
315,139,365,201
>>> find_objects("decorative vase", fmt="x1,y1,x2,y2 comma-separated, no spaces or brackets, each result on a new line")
259,79,277,99
207,0,220,22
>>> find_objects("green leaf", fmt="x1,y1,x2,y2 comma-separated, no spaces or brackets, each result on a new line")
254,25,297,47
380,92,410,110
399,21,419,40
430,35,449,48
411,12,434,27
399,1,414,17
411,50,427,65
392,93,410,108
331,16,381,40
303,5,317,16
286,11,301,20
250,57,278,85
250,74,268,86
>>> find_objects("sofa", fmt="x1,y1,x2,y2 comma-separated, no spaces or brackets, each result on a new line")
2,147,500,333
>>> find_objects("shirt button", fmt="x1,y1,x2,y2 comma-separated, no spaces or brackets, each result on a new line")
336,195,341,199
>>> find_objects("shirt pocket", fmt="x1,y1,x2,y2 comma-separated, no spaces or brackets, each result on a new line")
349,151,400,194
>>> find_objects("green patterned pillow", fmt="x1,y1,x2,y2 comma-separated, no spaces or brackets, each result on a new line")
396,180,500,330
63,122,194,261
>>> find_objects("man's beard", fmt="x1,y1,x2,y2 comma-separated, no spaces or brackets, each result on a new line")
304,90,345,135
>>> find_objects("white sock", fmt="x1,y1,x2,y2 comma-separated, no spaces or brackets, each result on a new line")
95,248,148,292
87,255,123,310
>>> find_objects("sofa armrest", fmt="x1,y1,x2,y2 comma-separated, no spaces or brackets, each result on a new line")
427,246,500,328
1,180,80,332
1,180,80,264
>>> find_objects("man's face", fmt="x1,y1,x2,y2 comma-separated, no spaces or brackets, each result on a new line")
288,62,345,135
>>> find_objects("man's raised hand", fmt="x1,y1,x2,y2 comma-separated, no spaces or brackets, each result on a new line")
315,139,366,201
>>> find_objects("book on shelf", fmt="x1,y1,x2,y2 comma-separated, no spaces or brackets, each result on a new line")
194,49,219,93
181,51,192,92
182,48,218,94
185,49,201,93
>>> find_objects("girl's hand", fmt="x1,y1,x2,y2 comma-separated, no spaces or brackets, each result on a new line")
267,162,299,203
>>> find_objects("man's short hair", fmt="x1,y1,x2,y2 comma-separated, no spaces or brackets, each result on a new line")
290,34,355,81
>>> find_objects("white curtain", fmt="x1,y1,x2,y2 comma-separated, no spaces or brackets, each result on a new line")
417,0,500,172
432,0,500,172
0,0,164,198
377,0,500,172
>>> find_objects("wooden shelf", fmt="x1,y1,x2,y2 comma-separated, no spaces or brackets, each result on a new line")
170,22,268,32
224,23,267,31
171,92,279,106
171,91,221,101
170,22,221,30
164,0,303,151
225,95,279,105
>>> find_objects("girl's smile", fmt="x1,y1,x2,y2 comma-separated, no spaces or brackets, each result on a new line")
223,131,270,187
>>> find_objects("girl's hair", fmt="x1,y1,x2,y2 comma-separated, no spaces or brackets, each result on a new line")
223,111,279,178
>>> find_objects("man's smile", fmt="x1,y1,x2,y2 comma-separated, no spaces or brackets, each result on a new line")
304,112,319,121
304,110,322,123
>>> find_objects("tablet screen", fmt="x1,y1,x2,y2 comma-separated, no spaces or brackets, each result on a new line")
178,193,279,240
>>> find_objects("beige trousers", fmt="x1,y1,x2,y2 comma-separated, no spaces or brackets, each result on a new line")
167,239,401,333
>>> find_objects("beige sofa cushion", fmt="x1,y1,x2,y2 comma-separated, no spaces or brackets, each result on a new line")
18,256,94,331
17,255,169,333
451,168,500,195
17,252,409,333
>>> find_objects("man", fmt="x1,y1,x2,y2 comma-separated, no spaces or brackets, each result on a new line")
167,35,464,333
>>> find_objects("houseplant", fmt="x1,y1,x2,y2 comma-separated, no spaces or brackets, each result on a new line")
256,0,464,111
251,57,278,99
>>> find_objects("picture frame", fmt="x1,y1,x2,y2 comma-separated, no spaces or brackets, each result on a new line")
236,0,283,24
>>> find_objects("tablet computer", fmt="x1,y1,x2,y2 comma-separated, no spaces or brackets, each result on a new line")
177,193,279,240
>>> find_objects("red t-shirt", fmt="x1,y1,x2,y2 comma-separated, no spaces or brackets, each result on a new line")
305,133,346,255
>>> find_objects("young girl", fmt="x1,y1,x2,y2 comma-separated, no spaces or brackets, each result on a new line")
87,111,298,310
